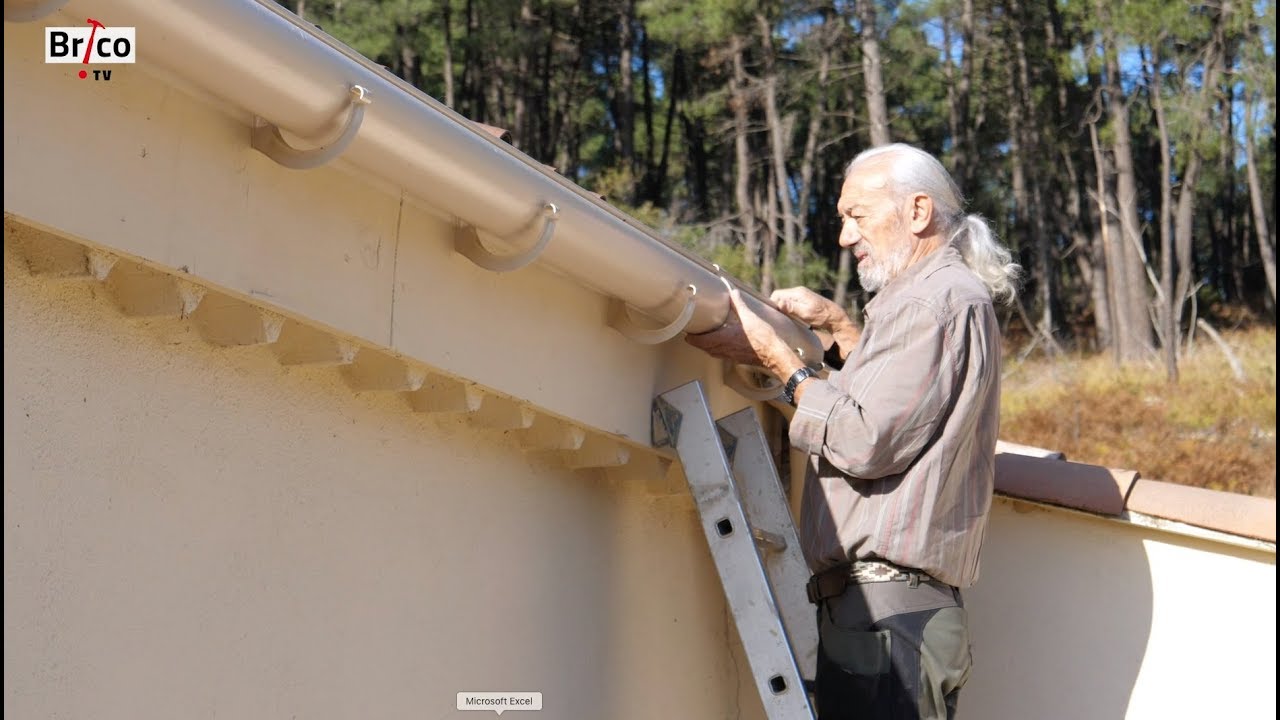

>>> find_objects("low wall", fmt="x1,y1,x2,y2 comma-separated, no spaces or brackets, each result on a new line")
963,496,1275,719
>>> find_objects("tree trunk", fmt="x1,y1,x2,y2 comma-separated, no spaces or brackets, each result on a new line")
538,5,555,158
1090,117,1127,365
463,0,480,120
1003,48,1034,343
796,9,834,242
943,7,959,158
858,0,890,146
1213,60,1237,301
641,26,656,181
1046,3,1097,346
1148,45,1178,382
1062,140,1111,351
833,67,859,311
398,28,418,85
1172,4,1227,326
757,14,799,283
1076,197,1115,352
1244,95,1278,304
616,0,635,173
551,3,588,176
648,47,680,207
441,0,454,107
1103,22,1155,360
681,110,709,214
942,0,975,188
760,182,778,294
1082,43,1116,353
962,0,977,190
512,0,533,149
1011,0,1056,350
730,35,759,282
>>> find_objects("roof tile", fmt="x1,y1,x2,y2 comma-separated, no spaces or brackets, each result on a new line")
473,121,513,143
995,453,1137,516
1125,479,1276,543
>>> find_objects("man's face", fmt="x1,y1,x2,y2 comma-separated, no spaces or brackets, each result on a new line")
837,166,912,293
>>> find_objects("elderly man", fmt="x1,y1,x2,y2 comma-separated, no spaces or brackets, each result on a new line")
687,143,1019,720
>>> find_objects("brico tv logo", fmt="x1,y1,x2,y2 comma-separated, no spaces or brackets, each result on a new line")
45,18,135,81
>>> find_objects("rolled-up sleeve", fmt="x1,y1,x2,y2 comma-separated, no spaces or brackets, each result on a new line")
789,298,962,480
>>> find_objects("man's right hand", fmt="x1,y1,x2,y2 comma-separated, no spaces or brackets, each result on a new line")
771,287,861,363
770,287,847,331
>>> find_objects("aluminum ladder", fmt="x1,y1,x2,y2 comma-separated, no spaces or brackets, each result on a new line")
652,380,819,720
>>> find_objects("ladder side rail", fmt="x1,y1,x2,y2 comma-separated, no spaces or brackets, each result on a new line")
654,382,816,720
717,407,820,682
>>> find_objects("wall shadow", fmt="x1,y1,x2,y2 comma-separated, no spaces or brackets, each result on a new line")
961,496,1154,720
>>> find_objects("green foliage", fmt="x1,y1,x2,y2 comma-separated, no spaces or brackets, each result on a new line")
885,3,951,147
775,244,836,293
639,0,758,45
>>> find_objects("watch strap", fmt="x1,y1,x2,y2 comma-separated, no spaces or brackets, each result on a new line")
782,367,817,405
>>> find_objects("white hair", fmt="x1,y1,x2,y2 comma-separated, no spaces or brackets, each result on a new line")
846,144,1022,305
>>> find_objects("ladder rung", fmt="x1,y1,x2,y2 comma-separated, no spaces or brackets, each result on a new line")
752,527,787,553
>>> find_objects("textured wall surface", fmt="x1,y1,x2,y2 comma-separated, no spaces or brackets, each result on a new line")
3,253,764,720
963,498,1275,719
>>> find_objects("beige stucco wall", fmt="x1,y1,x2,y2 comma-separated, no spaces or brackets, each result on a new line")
963,497,1276,719
3,251,765,719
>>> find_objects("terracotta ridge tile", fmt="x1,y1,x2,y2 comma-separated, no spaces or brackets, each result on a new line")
994,452,1137,516
1125,479,1277,543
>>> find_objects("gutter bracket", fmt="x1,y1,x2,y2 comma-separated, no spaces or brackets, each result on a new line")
251,85,371,170
723,360,785,402
3,0,70,22
454,203,558,273
608,284,697,345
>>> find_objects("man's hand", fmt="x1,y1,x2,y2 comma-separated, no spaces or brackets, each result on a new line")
771,286,861,362
770,287,847,331
686,288,804,381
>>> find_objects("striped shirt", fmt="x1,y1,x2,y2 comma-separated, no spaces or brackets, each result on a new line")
790,243,1001,589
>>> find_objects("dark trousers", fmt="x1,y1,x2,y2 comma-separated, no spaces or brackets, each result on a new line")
814,578,972,720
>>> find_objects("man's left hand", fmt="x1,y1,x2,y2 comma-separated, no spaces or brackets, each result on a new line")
685,288,798,379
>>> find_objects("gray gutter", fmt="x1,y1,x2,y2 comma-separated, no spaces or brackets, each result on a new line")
14,0,822,373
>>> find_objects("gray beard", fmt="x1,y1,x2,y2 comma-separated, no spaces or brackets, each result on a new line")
856,243,912,293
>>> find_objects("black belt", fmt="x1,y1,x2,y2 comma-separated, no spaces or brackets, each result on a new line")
806,560,935,604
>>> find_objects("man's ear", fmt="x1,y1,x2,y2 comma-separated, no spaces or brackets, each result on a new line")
907,193,934,234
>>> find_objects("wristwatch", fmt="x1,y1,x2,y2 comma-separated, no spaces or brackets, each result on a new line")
782,366,818,406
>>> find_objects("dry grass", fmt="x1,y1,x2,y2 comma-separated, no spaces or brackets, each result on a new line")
1000,326,1277,497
